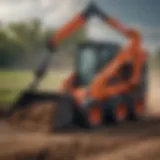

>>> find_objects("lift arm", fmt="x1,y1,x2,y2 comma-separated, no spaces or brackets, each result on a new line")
47,2,142,99
48,2,140,50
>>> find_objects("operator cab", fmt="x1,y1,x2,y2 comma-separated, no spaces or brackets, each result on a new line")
75,41,121,86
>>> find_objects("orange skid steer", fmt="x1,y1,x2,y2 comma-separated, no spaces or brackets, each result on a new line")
9,2,148,131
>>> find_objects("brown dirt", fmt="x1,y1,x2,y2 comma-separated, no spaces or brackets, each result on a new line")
0,71,159,160
7,102,58,133
0,118,159,160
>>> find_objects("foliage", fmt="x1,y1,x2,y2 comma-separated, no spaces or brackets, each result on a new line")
0,19,45,54
0,19,86,68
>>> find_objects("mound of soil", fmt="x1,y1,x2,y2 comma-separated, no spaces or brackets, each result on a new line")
7,102,58,133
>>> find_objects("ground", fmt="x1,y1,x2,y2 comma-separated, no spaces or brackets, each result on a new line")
0,70,159,160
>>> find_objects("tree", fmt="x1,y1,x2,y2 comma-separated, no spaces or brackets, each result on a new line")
0,19,86,69
7,19,46,51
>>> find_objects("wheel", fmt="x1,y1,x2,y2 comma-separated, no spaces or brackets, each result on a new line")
86,105,103,128
104,96,128,124
76,104,103,129
133,96,146,120
53,94,74,131
139,62,148,92
127,90,146,120
127,62,148,120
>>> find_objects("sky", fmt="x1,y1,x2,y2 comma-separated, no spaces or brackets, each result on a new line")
0,0,160,52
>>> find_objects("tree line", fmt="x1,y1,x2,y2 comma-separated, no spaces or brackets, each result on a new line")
0,19,86,69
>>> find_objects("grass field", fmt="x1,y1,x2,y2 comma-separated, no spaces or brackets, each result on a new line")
0,69,71,106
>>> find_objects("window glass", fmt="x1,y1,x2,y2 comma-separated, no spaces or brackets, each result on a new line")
78,47,98,85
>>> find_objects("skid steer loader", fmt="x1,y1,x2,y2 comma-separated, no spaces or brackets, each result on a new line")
7,2,148,132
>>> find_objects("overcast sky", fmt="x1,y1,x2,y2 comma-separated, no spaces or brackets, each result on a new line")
0,0,159,52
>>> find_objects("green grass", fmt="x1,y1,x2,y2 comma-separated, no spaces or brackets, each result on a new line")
0,69,70,106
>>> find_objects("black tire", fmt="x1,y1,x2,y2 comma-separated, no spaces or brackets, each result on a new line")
53,95,74,131
127,63,148,120
139,62,148,92
104,96,128,124
75,104,103,129
126,91,146,120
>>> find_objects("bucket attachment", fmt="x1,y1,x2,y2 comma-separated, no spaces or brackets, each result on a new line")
7,91,62,133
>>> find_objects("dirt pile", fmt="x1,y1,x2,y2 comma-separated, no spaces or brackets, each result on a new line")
7,102,58,133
